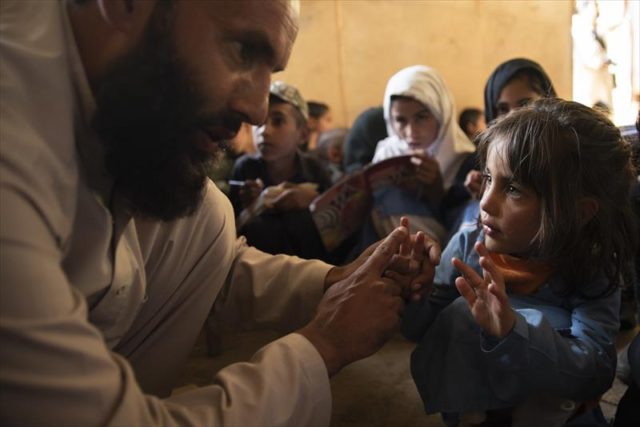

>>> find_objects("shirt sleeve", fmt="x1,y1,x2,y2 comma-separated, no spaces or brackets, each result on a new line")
115,333,331,427
0,181,332,427
480,284,620,403
211,237,333,334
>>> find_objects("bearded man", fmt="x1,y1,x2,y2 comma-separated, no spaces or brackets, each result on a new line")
0,1,439,426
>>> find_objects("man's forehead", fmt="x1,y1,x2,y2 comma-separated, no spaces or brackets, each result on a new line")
213,0,298,66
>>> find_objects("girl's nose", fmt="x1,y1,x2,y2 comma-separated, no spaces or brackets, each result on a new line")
479,185,498,216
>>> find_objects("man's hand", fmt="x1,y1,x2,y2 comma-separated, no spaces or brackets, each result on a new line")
299,226,411,376
383,218,441,301
324,217,441,301
452,242,516,339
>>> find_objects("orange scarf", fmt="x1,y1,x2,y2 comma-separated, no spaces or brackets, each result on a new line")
488,253,554,295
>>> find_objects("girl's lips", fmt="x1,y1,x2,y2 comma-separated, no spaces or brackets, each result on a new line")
482,223,500,237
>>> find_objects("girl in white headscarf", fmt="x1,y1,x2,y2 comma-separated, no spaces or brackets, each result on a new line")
370,65,476,243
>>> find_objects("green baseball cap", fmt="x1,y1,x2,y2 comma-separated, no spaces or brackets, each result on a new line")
269,81,309,121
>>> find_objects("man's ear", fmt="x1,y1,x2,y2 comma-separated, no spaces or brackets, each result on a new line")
578,197,599,225
96,0,139,33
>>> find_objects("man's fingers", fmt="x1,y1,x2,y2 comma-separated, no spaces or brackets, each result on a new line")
378,278,403,297
424,235,441,265
388,254,420,275
358,226,409,277
392,296,404,315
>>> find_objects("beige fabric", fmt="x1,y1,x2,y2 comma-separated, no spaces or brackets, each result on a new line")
0,1,333,426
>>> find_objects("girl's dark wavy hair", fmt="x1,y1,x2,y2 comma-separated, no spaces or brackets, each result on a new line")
476,98,637,295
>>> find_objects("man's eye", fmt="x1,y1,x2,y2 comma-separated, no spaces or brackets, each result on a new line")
230,41,255,67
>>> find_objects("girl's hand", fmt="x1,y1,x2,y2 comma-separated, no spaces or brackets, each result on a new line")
382,217,441,301
413,154,442,187
324,217,441,302
452,242,516,339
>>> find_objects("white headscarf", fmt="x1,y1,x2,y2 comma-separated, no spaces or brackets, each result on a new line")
374,65,475,189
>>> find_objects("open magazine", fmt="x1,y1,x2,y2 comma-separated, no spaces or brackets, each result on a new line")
309,155,416,251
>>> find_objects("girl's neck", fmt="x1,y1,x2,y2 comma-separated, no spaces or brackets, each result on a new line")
265,152,297,184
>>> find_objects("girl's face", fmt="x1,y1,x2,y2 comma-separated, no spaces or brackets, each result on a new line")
479,138,542,257
390,98,439,151
496,76,542,118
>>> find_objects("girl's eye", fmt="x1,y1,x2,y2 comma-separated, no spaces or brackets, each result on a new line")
496,105,510,116
394,118,407,126
518,98,532,108
482,173,492,184
506,184,522,196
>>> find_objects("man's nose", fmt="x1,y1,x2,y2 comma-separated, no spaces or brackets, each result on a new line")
230,67,271,125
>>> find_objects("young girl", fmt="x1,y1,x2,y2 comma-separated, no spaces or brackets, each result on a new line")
402,98,638,426
370,65,476,244
458,58,557,234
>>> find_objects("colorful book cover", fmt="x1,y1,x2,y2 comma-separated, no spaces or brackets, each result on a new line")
310,155,415,251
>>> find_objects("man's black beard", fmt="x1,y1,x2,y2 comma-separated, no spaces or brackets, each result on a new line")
91,5,240,221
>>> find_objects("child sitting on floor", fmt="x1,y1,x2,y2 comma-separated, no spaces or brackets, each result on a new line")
369,65,476,244
402,98,638,427
229,81,332,260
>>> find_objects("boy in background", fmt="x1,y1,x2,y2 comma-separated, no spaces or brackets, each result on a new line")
230,81,332,261
458,108,486,142
315,127,348,184
306,101,333,151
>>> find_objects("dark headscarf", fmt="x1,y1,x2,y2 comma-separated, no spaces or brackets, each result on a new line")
483,58,556,124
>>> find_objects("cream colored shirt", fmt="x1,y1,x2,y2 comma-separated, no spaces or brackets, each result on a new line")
0,1,332,425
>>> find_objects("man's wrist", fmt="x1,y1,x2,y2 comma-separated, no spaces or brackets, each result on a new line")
298,324,343,376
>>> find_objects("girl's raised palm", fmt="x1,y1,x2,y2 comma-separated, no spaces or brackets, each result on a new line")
452,242,516,339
